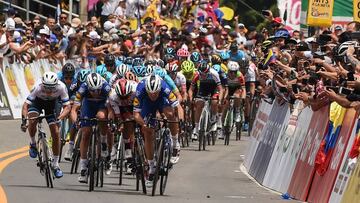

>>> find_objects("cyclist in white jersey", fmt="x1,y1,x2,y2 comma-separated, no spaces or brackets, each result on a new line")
21,72,71,179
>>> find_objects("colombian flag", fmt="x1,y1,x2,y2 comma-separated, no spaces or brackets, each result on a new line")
315,102,346,176
264,49,277,68
349,119,360,159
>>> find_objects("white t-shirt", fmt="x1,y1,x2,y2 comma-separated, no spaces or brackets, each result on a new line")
101,0,120,16
0,33,9,55
5,17,15,30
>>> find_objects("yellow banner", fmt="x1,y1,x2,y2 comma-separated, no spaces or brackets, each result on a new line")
341,160,360,203
354,0,360,22
307,0,334,27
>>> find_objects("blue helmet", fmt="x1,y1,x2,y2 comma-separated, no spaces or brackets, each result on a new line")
165,47,176,56
212,64,221,73
275,28,290,39
96,65,107,77
220,51,230,60
190,51,201,63
118,55,126,63
77,69,91,83
125,57,133,65
132,65,146,77
153,67,167,78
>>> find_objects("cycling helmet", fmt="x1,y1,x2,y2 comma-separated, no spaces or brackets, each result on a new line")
62,63,75,76
274,28,290,39
261,40,273,52
86,73,103,90
146,64,155,76
115,79,132,97
211,54,222,65
118,55,126,63
144,60,156,67
220,51,230,60
132,65,146,77
338,41,359,56
96,65,107,77
145,75,162,93
181,60,195,73
42,72,58,87
199,27,208,34
104,54,116,67
239,57,249,69
227,61,240,72
77,69,91,83
116,63,129,77
164,54,175,63
165,47,176,56
177,48,190,57
132,57,143,67
125,57,133,65
166,61,179,73
156,59,165,68
153,67,167,78
197,60,210,73
190,51,201,63
212,64,221,73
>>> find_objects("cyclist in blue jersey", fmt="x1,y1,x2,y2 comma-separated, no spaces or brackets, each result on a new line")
95,54,120,82
153,67,183,103
57,63,77,92
70,73,112,183
133,75,180,187
64,69,91,161
228,43,246,63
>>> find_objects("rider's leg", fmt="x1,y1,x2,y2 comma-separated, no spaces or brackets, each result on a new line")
79,127,91,170
97,109,110,157
27,112,39,145
49,122,60,166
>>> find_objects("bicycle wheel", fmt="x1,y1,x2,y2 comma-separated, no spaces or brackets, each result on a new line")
89,132,97,192
160,143,171,195
248,98,259,135
224,126,230,145
42,139,53,188
198,130,204,151
135,136,147,194
118,135,124,185
99,159,104,187
202,132,206,151
59,120,69,163
37,141,48,186
211,131,216,145
152,138,164,196
236,121,242,141
71,131,82,174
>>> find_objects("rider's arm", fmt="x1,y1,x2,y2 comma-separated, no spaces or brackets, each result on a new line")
21,102,29,119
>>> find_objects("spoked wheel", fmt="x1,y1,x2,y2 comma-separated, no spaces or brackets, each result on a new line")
135,141,147,194
89,132,96,192
211,131,216,145
236,122,242,141
118,136,124,185
160,144,172,195
71,131,82,174
198,130,204,151
152,138,164,196
207,132,211,146
42,140,53,188
99,159,104,187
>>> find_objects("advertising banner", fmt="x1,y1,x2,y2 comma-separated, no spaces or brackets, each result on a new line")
307,0,335,26
308,108,357,203
287,105,329,201
354,0,360,22
263,102,313,193
341,157,360,203
329,119,359,203
248,100,290,183
0,72,13,119
244,101,272,169
278,0,302,31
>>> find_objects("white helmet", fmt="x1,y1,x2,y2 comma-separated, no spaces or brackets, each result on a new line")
86,73,103,90
42,71,58,87
116,63,129,77
338,41,359,56
115,79,132,97
227,61,240,71
146,64,155,76
145,75,162,93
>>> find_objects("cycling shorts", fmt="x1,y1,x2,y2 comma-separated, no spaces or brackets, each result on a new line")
80,99,107,127
138,97,173,127
28,98,57,125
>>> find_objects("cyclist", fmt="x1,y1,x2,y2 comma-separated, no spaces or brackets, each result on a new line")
57,62,77,91
228,42,246,63
109,63,130,86
222,61,246,138
166,61,187,102
64,69,91,161
190,51,202,67
21,72,71,178
70,73,112,182
108,78,137,174
133,75,179,187
177,48,190,63
180,60,197,92
189,60,224,140
96,54,119,82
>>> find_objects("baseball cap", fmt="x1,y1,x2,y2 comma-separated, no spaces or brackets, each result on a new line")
71,18,81,28
88,31,100,40
103,21,115,31
224,25,231,30
273,17,283,24
335,26,342,31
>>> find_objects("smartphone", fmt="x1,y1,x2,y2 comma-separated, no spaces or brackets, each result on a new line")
262,10,270,17
292,84,299,94
326,86,339,93
347,72,355,81
339,87,352,95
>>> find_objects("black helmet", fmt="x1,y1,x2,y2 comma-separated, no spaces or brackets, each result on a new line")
165,47,176,56
156,59,165,68
104,54,115,67
197,60,210,73
230,42,238,51
125,57,133,65
132,57,143,67
62,63,75,76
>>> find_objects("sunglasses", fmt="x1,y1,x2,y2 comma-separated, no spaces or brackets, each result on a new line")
44,85,55,90
60,16,67,19
33,21,40,24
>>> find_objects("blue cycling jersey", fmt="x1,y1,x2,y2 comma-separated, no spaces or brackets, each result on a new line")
75,81,111,104
228,50,245,63
57,71,78,93
134,79,179,124
212,65,228,86
95,65,113,82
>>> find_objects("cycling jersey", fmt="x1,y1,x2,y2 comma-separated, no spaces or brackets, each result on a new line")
212,65,228,86
75,80,111,127
109,73,123,87
229,50,246,63
159,73,179,93
228,71,245,96
57,71,78,93
191,68,221,97
26,81,70,124
108,81,137,119
245,62,257,83
134,78,179,125
95,64,114,82
171,72,187,91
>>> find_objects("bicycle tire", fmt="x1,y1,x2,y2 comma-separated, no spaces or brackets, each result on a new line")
70,131,82,174
135,136,147,194
236,122,242,141
118,135,124,185
152,138,164,196
37,141,48,187
42,139,53,188
99,159,104,187
89,131,97,192
198,130,204,151
59,119,69,163
160,143,171,195
224,127,230,145
211,131,216,145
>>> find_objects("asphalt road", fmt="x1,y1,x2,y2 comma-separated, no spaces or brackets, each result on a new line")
0,120,298,203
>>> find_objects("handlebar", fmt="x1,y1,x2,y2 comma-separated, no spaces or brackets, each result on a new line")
25,114,56,121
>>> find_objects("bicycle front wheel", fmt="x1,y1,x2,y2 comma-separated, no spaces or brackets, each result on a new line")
152,138,164,196
89,132,97,192
42,139,53,188
160,144,172,195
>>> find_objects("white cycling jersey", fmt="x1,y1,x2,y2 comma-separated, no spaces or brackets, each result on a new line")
173,72,187,89
108,81,137,114
26,80,70,105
